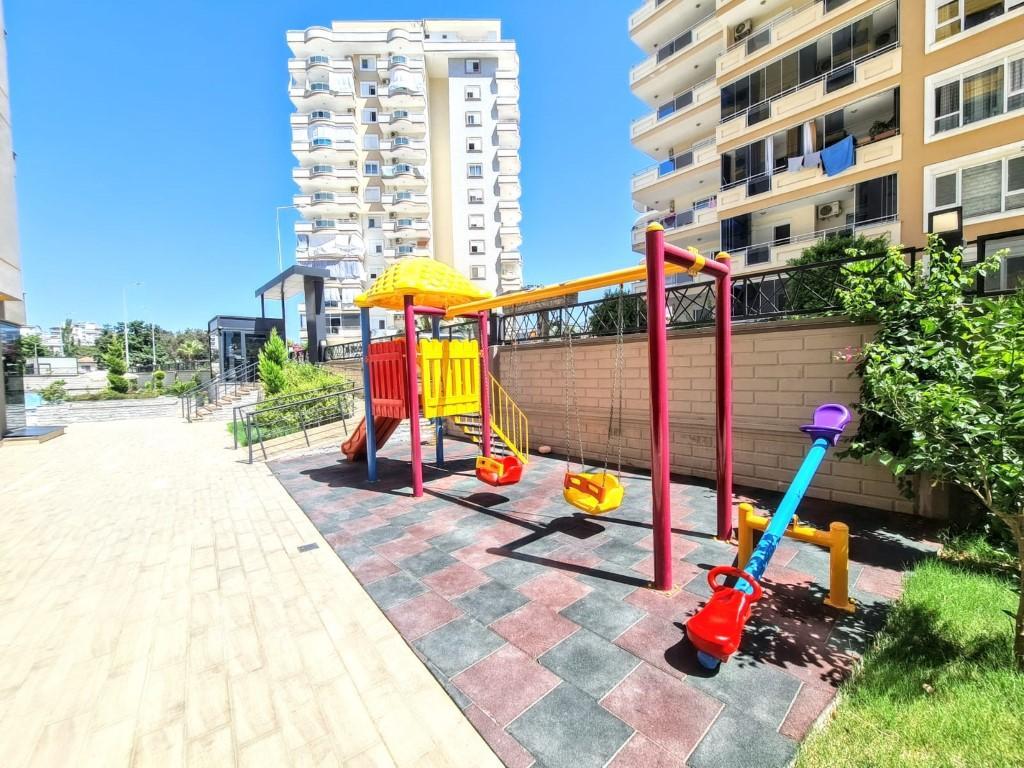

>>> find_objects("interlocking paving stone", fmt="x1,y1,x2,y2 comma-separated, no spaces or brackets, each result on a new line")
454,580,530,626
399,547,459,578
491,602,580,659
357,524,408,547
331,541,376,566
593,539,650,568
685,653,802,730
687,708,797,768
363,571,428,611
507,682,634,768
385,591,463,641
518,570,592,612
389,509,432,528
414,618,506,678
453,644,560,726
421,562,491,599
538,628,639,700
483,556,551,587
575,570,643,600
561,591,645,642
607,732,681,768
429,526,486,553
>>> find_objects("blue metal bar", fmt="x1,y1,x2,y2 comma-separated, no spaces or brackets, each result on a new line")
431,316,444,467
360,308,378,482
736,437,830,594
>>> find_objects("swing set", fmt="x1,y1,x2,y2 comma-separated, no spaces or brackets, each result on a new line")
348,224,734,591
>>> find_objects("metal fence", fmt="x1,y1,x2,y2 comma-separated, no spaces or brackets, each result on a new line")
324,320,479,361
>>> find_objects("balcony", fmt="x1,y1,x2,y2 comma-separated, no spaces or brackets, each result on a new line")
498,176,522,202
631,139,719,208
498,201,522,226
287,56,353,77
383,192,429,214
291,137,358,164
294,192,362,215
380,111,427,138
500,225,523,251
496,123,520,150
631,78,720,157
380,83,426,110
292,166,360,192
717,0,875,79
497,97,520,123
384,164,428,189
718,46,901,147
290,111,356,130
289,81,356,112
497,149,521,176
630,0,715,52
383,219,430,240
718,133,901,213
630,14,722,106
295,219,362,236
632,200,719,248
381,138,428,164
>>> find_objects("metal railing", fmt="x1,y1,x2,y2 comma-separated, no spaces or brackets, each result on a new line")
489,374,529,464
323,320,479,361
239,386,360,463
179,361,259,423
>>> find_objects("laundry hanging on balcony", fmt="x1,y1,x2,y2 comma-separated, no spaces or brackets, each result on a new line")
821,135,856,177
787,156,804,173
802,151,821,171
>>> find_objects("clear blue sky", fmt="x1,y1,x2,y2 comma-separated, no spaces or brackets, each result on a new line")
7,0,649,332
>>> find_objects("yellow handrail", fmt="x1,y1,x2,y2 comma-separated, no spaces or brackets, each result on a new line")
488,374,529,465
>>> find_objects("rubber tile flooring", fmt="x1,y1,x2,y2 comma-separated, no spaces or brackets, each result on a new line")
271,439,938,768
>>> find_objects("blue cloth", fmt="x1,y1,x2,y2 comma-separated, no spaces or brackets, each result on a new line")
821,135,855,176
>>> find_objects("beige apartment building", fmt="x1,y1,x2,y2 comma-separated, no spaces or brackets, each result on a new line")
629,0,1024,287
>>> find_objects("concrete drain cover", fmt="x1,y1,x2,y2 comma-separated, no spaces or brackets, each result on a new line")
297,543,319,553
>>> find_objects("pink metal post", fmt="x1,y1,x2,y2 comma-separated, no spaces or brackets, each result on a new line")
478,311,492,458
645,224,673,591
715,256,734,540
403,295,423,497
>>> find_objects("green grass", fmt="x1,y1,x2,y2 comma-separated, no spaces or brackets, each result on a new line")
796,558,1023,768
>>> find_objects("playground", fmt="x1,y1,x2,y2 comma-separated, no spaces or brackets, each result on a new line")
267,229,941,767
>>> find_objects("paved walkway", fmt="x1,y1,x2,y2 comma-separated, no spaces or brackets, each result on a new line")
0,419,499,767
272,439,940,768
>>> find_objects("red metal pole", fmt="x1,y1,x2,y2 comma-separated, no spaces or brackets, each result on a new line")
478,311,492,458
403,295,423,497
715,255,734,540
645,224,672,591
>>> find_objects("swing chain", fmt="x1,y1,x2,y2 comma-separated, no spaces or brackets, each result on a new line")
562,297,586,472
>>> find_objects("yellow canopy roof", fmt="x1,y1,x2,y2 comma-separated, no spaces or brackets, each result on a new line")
355,258,492,311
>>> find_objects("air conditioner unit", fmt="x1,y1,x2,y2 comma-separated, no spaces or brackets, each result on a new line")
734,19,754,41
349,160,357,167
817,201,843,219
350,186,359,193
349,212,357,219
389,212,396,219
383,78,390,85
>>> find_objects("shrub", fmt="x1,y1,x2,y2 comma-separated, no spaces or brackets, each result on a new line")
785,234,890,314
258,328,288,395
103,340,130,393
39,380,67,403
153,370,166,389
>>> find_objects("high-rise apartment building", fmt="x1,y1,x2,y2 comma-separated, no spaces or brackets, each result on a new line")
629,0,1024,285
1,0,27,438
286,19,523,341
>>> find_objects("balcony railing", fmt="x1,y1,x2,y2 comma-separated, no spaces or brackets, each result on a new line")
726,215,898,267
633,198,718,242
631,13,717,83
633,138,717,183
629,0,675,29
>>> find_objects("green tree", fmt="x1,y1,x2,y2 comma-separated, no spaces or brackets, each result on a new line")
39,379,67,403
177,338,205,363
19,334,49,360
153,370,166,390
838,235,1024,670
258,328,287,395
588,289,646,336
104,337,131,393
785,234,890,313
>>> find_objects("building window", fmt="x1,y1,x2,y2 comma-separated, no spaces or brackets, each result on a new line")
471,265,487,279
365,186,381,202
368,216,381,229
393,110,409,120
314,219,336,229
465,85,481,101
309,110,332,121
312,165,333,175
371,242,383,255
378,319,387,329
363,134,380,150
465,112,481,127
930,151,1024,220
397,218,414,227
466,59,481,74
360,81,377,97
469,214,485,229
930,49,1024,136
469,240,485,254
361,108,377,124
468,188,485,204
360,56,376,71
467,163,483,177
398,245,415,255
466,137,482,153
932,0,1021,44
364,162,380,176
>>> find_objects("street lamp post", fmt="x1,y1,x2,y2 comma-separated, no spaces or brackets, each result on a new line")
276,204,300,273
122,282,142,368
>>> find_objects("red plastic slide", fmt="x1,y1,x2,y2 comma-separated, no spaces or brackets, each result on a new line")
342,416,401,461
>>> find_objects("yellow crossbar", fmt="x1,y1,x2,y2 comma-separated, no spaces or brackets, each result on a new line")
444,262,688,318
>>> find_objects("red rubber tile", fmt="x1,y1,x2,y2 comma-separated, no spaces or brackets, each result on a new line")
404,517,458,542
607,732,681,768
779,683,836,740
452,542,507,570
384,590,463,641
517,570,592,612
349,554,400,586
373,533,430,563
421,562,491,599
625,583,704,624
601,664,722,759
338,514,387,536
463,705,535,768
453,644,560,726
614,615,689,680
855,565,904,599
491,601,580,658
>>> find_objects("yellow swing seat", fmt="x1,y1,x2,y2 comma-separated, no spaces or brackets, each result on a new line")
563,471,624,515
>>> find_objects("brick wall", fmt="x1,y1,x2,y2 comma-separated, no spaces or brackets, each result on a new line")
494,317,918,516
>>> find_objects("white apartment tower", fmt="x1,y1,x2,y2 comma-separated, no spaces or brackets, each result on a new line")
286,19,523,340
